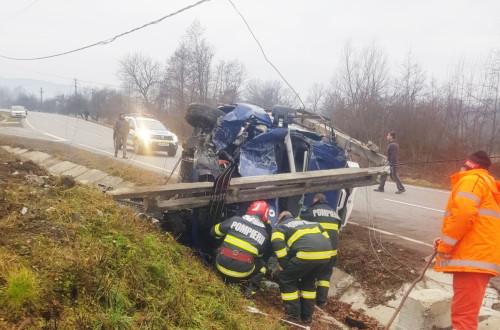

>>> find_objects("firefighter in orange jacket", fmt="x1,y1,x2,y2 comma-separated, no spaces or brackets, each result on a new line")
434,151,500,330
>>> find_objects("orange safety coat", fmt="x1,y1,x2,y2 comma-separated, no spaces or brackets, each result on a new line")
434,169,500,276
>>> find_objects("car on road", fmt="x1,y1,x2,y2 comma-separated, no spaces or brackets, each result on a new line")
10,105,27,118
125,114,178,156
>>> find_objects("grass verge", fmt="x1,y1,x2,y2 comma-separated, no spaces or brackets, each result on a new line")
0,134,168,186
0,149,280,329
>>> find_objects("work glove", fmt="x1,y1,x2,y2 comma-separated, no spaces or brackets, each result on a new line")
433,237,451,259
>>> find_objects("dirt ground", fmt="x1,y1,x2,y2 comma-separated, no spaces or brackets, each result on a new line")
337,225,427,306
254,291,384,330
250,224,431,329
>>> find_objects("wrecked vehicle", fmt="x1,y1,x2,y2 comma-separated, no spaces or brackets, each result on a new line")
172,103,368,251
110,102,386,256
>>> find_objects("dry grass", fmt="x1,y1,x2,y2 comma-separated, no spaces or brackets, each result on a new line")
0,149,280,329
0,134,168,186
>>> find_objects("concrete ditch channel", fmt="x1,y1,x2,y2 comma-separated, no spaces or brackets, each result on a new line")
1,146,132,190
2,145,500,329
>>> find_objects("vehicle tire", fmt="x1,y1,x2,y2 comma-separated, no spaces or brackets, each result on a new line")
134,140,143,155
185,103,225,130
167,145,177,157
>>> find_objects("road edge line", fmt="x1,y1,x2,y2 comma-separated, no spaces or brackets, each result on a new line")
384,198,444,213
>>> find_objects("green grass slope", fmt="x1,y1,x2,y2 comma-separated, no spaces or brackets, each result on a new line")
0,152,280,329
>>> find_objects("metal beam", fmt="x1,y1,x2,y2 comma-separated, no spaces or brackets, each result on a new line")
110,167,387,211
157,175,378,210
109,167,386,200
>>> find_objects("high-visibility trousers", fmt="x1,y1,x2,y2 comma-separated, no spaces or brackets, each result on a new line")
316,257,336,306
278,257,329,321
452,272,492,330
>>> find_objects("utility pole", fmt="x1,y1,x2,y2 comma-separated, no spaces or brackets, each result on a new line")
74,79,78,96
39,87,43,110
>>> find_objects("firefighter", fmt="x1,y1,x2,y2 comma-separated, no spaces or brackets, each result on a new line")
301,193,340,307
272,211,334,323
211,200,271,297
113,113,129,158
434,151,500,330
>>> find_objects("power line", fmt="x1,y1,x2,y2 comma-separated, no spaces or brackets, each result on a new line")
0,0,212,61
226,0,306,109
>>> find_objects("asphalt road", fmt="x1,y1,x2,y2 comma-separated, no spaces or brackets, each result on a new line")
1,110,449,247
0,110,182,175
352,183,448,247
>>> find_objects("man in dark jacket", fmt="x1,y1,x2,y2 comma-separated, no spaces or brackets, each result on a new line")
301,193,340,307
375,131,405,193
113,114,129,158
272,211,334,323
211,201,271,296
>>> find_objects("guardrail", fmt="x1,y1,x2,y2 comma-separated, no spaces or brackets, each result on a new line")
109,166,387,211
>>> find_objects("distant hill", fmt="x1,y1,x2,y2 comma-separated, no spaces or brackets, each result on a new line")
0,77,73,98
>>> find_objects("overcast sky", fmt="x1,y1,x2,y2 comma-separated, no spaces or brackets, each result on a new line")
0,0,499,96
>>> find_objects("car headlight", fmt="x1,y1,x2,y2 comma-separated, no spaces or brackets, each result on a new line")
138,130,151,143
172,135,178,143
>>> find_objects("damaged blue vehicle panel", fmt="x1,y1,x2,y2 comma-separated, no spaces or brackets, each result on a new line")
303,140,347,209
239,128,288,176
213,103,273,151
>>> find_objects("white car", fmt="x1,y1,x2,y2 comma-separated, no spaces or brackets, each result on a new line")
124,114,179,156
10,106,27,118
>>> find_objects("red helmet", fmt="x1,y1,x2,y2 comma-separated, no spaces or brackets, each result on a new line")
246,200,270,223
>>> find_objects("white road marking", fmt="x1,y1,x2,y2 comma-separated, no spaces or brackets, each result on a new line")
406,184,449,194
349,221,434,248
384,198,444,213
77,143,168,172
43,132,67,141
24,116,67,141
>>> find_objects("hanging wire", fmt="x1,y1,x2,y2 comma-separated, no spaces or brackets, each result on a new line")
0,0,212,61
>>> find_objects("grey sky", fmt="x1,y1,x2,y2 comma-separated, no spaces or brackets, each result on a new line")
0,0,499,96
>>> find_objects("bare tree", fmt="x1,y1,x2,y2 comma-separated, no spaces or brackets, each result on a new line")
306,83,325,112
118,53,162,107
245,79,296,108
333,43,389,142
165,42,191,111
395,52,426,108
185,21,214,104
212,59,246,104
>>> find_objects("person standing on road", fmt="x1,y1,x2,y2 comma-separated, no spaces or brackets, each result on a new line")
301,193,340,307
272,211,334,324
113,113,129,158
211,201,271,298
374,131,405,194
434,151,500,330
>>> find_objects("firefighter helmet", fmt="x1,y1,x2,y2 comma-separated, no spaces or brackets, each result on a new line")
246,200,270,223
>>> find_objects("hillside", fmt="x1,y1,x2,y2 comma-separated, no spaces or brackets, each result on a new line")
0,149,280,329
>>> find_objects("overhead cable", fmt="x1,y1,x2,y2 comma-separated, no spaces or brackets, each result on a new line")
0,0,211,61
226,0,306,109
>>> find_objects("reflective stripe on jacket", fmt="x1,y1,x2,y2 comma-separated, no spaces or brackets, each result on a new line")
271,215,334,262
211,215,270,279
301,202,341,252
434,169,500,276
